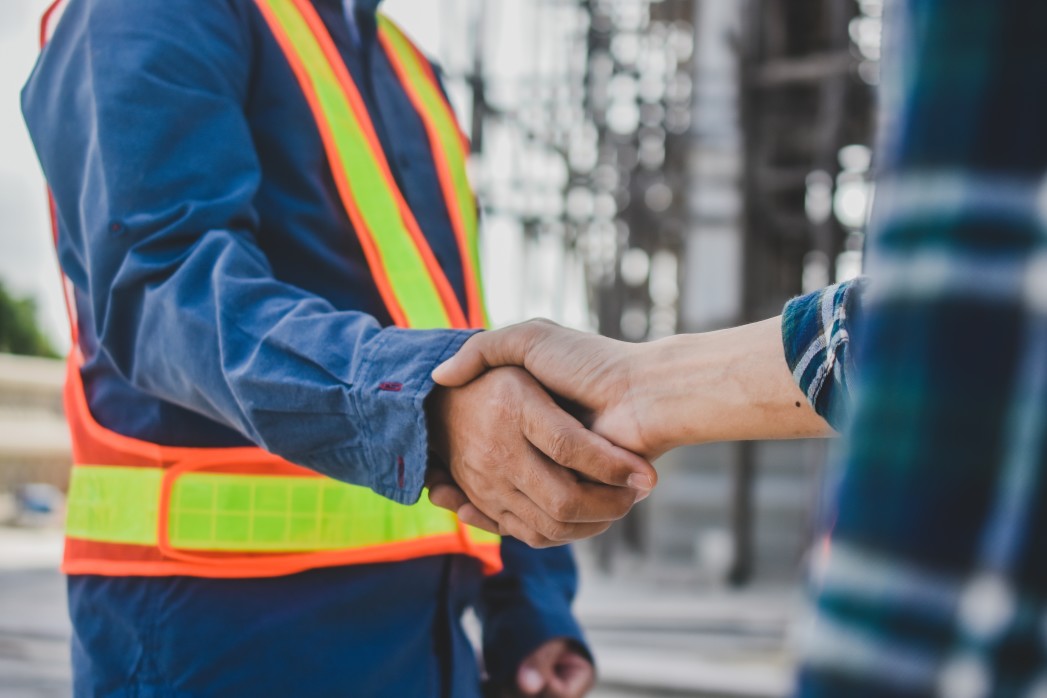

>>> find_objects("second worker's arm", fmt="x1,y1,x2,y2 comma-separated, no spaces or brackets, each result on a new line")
430,280,864,529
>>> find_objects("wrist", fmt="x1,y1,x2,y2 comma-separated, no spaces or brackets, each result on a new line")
627,335,711,452
424,385,453,463
634,317,829,449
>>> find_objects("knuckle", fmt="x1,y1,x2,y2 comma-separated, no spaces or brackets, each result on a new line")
549,489,580,522
518,318,559,350
488,385,518,419
606,489,636,519
497,513,513,538
544,520,575,542
525,317,557,330
522,530,550,548
477,440,503,464
546,426,578,465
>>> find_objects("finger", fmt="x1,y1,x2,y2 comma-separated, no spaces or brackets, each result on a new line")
427,468,502,529
516,663,545,696
426,467,468,510
424,466,454,490
519,383,655,492
513,452,640,525
516,641,561,696
498,501,611,548
549,651,595,698
428,481,470,513
499,509,555,549
432,332,497,387
433,322,552,387
456,502,500,535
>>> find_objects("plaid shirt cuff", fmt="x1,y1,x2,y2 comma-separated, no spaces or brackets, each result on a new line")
781,278,865,432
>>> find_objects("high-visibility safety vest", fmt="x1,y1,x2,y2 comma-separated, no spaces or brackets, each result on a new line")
41,0,502,578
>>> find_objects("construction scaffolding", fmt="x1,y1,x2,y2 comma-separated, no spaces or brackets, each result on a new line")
731,0,880,583
428,0,880,583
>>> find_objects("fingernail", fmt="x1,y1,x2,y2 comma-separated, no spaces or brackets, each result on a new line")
519,667,544,692
627,473,653,491
636,488,652,502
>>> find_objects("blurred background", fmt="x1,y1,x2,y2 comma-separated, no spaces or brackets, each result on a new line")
0,0,880,695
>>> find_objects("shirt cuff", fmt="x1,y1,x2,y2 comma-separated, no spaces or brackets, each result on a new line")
781,279,863,431
295,327,478,505
480,540,591,686
482,594,590,687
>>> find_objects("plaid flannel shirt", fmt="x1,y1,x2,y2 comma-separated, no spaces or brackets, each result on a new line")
779,1,1047,696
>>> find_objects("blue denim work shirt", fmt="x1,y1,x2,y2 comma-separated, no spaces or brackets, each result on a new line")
21,0,585,695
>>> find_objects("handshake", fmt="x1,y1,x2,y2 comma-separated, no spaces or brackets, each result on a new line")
424,317,831,547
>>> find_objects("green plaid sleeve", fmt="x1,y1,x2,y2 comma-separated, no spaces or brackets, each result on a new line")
795,2,1047,696
781,278,865,431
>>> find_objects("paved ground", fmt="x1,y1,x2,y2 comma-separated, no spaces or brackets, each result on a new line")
0,528,800,697
577,565,798,698
0,530,70,698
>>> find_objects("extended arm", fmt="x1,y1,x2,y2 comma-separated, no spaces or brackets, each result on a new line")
433,316,834,462
433,279,865,459
430,280,866,533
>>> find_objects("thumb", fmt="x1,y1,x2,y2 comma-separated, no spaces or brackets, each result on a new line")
431,332,494,387
516,657,549,696
517,638,573,696
433,322,548,387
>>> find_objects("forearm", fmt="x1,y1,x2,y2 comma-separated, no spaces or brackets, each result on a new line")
630,317,835,452
121,239,469,500
433,299,852,458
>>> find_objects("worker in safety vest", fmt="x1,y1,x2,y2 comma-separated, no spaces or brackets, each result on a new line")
22,0,656,695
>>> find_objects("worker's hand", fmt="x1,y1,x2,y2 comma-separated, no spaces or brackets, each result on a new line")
426,366,654,546
432,320,665,460
507,638,595,698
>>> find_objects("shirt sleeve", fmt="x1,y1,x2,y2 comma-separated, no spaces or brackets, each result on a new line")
20,0,467,505
780,277,866,432
478,539,591,686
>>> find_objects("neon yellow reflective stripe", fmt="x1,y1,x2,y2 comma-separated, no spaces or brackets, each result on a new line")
64,4,501,563
66,466,162,545
467,526,501,546
67,465,495,552
169,472,456,551
377,16,490,327
259,0,452,329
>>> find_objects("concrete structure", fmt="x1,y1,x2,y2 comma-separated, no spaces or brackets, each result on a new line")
0,353,70,496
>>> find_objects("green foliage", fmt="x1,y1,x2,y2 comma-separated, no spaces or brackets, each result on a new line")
0,280,58,358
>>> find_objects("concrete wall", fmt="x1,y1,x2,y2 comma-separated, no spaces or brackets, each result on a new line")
0,353,70,493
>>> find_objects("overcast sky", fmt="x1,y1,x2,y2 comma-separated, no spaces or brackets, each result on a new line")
0,0,64,348
0,1,449,352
